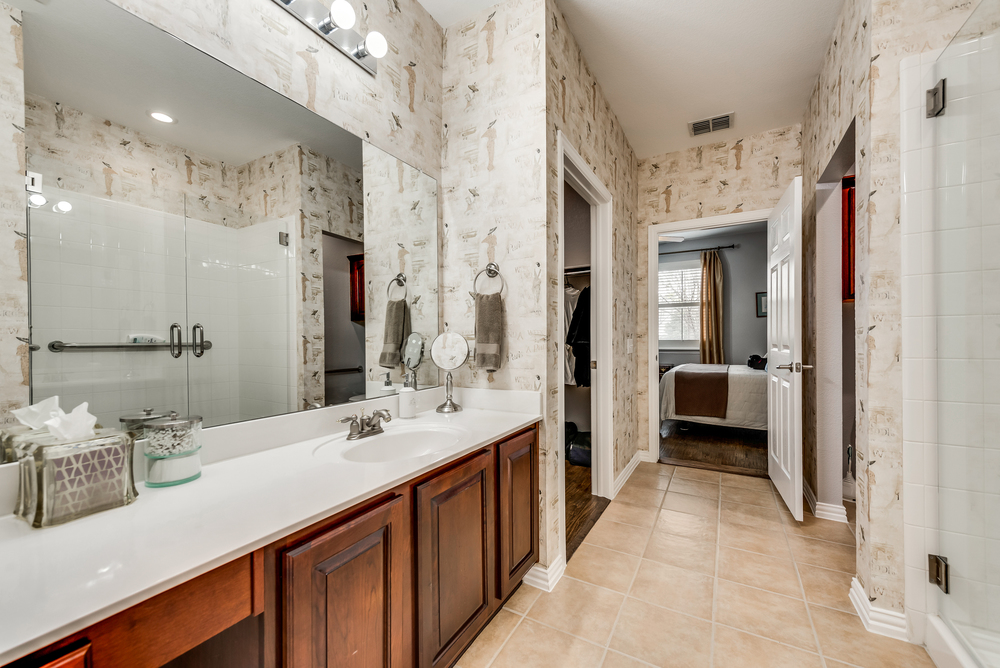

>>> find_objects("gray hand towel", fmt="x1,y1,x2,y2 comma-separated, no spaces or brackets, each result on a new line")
474,292,504,372
379,298,411,368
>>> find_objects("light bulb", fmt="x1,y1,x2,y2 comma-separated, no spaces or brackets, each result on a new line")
318,0,356,32
150,112,175,123
356,31,388,59
28,194,47,208
53,201,72,213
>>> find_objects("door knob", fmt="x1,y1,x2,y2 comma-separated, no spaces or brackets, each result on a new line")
776,364,793,370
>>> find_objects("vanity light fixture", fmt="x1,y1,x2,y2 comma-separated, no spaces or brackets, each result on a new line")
354,31,388,59
150,112,175,124
27,194,47,208
270,0,383,75
317,0,355,34
53,201,72,214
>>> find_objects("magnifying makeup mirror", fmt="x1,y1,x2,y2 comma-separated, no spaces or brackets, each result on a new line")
430,332,469,413
403,332,424,371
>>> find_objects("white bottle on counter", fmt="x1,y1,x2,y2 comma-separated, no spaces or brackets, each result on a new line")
398,373,417,419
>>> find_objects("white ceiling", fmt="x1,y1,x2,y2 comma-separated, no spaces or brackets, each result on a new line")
422,0,844,158
18,0,363,169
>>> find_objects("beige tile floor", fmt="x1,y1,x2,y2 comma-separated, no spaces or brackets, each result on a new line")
457,462,935,668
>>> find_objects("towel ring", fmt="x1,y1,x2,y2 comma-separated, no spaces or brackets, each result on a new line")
473,262,505,296
387,273,407,299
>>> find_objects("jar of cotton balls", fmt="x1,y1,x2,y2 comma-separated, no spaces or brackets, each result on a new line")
142,412,203,488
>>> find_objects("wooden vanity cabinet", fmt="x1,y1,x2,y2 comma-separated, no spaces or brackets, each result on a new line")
495,430,538,601
414,450,496,668
283,495,410,668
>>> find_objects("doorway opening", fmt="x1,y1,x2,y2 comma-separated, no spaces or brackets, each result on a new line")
551,131,615,571
321,231,366,405
654,221,770,477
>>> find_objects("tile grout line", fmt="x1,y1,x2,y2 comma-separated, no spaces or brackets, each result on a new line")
774,487,831,668
594,469,672,666
710,473,722,668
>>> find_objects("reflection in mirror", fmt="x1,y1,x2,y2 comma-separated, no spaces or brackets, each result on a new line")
20,0,439,430
363,144,439,392
403,333,425,372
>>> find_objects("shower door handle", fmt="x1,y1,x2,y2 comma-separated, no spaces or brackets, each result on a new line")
169,323,182,358
192,324,206,358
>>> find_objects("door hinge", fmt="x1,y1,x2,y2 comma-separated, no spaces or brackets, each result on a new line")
928,554,950,594
25,171,42,193
278,232,289,246
927,79,946,118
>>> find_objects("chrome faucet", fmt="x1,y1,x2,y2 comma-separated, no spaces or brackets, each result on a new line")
339,408,392,440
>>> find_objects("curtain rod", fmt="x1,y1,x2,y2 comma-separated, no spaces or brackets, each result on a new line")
658,244,736,256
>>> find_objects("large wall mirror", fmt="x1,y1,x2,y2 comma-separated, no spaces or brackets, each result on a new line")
19,0,439,430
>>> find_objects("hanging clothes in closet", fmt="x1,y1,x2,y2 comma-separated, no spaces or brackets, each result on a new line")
566,286,591,387
564,284,581,384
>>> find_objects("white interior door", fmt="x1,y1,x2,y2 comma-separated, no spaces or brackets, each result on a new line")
766,176,804,521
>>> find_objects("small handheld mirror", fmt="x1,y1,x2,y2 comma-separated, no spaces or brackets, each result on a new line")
430,332,469,413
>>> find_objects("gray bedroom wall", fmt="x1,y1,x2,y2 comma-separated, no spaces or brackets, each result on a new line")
658,227,768,367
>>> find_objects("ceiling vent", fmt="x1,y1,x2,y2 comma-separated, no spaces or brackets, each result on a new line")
689,112,734,136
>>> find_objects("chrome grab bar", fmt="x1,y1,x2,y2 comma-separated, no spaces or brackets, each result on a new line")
48,340,213,353
192,323,206,358
169,323,182,358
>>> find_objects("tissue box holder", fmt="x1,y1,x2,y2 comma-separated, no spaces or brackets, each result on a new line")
14,428,138,528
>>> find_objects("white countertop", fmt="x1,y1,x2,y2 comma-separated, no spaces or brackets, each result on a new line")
0,398,540,664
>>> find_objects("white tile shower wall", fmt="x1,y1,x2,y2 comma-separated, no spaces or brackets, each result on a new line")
185,218,241,427
235,218,296,421
900,37,1000,648
29,190,189,429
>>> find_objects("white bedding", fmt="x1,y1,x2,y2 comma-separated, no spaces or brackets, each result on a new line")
659,364,768,430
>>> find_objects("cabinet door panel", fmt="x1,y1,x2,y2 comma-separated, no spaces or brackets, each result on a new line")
496,430,538,600
284,496,408,668
416,450,495,668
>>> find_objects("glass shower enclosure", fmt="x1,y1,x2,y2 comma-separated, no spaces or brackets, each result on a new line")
927,2,1000,665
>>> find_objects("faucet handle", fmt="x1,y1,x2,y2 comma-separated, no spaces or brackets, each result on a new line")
339,415,359,424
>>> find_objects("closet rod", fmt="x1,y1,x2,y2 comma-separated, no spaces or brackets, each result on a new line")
658,244,736,256
564,265,591,276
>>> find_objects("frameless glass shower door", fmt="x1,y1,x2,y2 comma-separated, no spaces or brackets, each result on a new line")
931,3,1000,665
28,187,190,430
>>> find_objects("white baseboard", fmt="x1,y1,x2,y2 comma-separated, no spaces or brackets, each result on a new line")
850,577,909,641
638,448,657,463
524,554,565,593
803,477,849,523
926,615,981,668
612,452,643,498
803,478,818,515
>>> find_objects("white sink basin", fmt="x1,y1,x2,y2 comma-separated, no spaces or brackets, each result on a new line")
314,423,470,463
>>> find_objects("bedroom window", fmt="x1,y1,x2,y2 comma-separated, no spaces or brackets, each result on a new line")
658,258,701,349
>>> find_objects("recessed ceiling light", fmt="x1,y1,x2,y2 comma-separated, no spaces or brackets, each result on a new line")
53,201,72,213
28,194,47,208
150,112,175,124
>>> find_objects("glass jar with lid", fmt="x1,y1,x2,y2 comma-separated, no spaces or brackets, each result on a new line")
142,412,202,487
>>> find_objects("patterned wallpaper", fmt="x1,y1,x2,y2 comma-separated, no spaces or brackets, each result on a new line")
545,0,639,481
440,0,550,558
105,0,443,179
363,142,439,389
634,124,803,473
0,3,24,429
802,0,978,615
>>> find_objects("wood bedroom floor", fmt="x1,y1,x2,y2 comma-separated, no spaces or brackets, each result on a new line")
659,419,768,477
565,462,610,561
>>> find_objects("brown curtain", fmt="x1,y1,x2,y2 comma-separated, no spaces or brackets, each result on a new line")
699,250,724,364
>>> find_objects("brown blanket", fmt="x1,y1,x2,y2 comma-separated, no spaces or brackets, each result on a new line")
674,364,729,419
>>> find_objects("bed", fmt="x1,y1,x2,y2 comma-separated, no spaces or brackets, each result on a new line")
659,363,768,431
